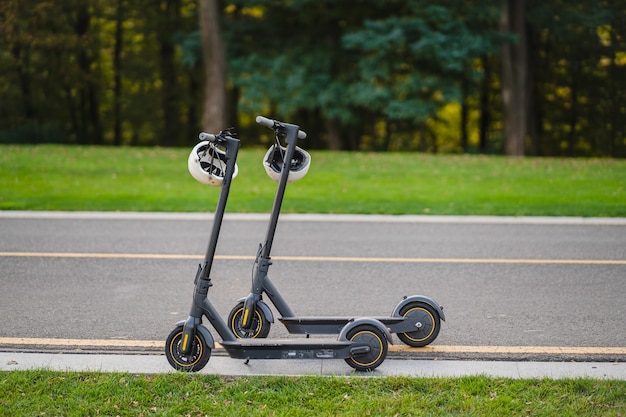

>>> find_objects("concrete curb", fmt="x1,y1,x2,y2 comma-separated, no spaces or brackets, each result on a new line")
1,352,625,380
2,210,626,225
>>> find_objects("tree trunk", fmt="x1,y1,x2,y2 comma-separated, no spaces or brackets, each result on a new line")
113,0,124,146
608,22,623,157
325,118,342,150
500,0,528,156
186,69,200,143
199,0,226,133
12,44,35,122
478,55,492,153
567,61,580,156
74,4,102,144
460,73,469,152
158,0,181,146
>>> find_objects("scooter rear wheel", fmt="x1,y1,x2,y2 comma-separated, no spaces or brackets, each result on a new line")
228,302,271,339
397,301,441,347
344,324,388,372
165,325,211,372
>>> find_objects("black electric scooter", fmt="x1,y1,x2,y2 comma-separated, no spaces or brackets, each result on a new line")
165,125,391,372
229,116,445,347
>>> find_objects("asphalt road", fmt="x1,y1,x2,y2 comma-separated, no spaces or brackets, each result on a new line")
1,211,625,361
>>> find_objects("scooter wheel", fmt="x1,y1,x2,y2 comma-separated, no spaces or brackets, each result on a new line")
344,324,388,372
165,325,211,372
397,301,441,347
228,302,271,339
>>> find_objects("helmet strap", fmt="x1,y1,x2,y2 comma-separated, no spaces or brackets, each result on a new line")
273,132,285,163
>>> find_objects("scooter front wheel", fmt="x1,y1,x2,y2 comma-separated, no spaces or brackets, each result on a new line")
344,324,388,372
228,302,271,339
397,301,441,347
165,325,211,372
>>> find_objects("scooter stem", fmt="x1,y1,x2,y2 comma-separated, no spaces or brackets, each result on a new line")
182,134,240,354
241,123,301,329
200,135,241,280
261,123,301,258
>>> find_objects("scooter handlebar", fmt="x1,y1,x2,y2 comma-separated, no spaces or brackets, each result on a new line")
256,116,307,140
198,132,217,142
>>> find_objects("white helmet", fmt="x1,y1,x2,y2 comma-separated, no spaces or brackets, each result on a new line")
188,141,238,186
263,144,311,183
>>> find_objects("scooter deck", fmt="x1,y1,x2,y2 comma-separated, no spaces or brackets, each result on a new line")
221,338,354,360
279,316,408,334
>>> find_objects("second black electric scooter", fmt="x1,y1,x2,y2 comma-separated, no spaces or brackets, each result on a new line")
229,116,445,348
165,126,392,372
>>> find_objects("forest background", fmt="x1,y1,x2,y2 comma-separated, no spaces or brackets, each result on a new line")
1,0,624,157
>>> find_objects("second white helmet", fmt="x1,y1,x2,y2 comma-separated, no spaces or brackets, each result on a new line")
263,144,311,183
188,141,238,186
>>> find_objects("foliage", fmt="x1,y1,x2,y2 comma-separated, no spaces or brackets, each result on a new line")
340,0,502,151
526,0,625,156
1,145,625,216
0,0,200,146
0,0,624,155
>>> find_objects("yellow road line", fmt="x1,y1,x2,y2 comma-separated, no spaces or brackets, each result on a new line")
0,252,202,260
390,345,626,355
1,337,624,355
0,337,163,348
1,252,624,265
274,256,626,265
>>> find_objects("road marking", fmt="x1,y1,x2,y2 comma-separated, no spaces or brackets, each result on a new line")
0,252,201,260
390,345,626,355
1,252,625,265
1,337,624,355
0,337,163,348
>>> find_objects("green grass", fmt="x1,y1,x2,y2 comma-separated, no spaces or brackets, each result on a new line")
1,370,625,416
1,144,625,216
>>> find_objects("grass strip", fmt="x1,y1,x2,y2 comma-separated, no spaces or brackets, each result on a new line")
1,370,625,416
1,145,625,216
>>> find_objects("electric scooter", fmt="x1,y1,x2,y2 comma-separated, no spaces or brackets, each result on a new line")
229,116,445,347
165,124,391,372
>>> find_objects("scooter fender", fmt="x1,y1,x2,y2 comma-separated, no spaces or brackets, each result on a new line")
175,320,215,349
337,318,393,344
392,295,446,322
235,297,275,323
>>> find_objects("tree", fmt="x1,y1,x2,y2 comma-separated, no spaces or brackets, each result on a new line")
343,1,501,151
113,0,125,146
223,0,502,151
526,0,622,156
223,0,390,150
500,0,529,156
198,0,226,133
1,0,623,156
0,0,107,144
155,0,182,146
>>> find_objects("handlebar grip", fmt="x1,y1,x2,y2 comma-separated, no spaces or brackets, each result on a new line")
256,116,307,140
198,132,216,142
255,116,274,129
